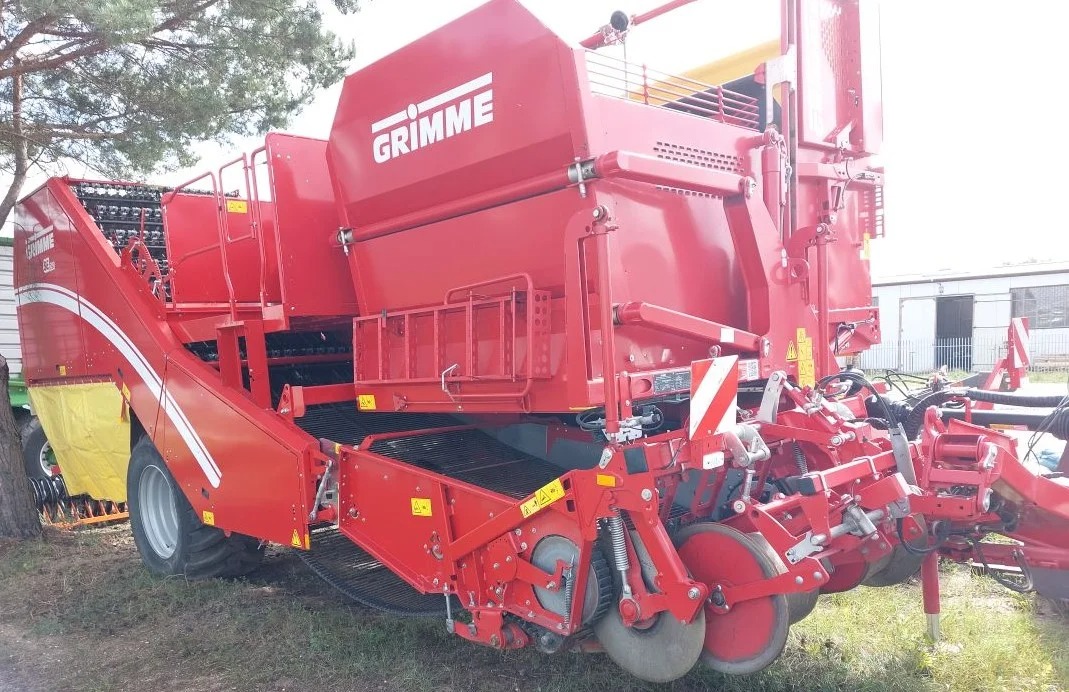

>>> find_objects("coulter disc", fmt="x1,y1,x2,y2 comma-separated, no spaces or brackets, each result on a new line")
675,523,790,675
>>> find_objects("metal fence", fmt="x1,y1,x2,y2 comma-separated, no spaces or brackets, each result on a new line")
858,333,1069,375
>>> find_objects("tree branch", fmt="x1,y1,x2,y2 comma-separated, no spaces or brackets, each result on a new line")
0,61,30,228
0,14,56,63
0,0,223,79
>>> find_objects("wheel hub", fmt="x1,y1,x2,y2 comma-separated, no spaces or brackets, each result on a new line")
138,464,179,559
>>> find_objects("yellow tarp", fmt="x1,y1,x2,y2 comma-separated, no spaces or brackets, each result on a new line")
29,382,130,502
682,40,781,87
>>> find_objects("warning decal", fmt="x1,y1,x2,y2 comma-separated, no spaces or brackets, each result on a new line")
786,341,798,361
411,498,432,517
225,199,248,214
202,510,215,526
519,478,566,518
357,394,377,410
290,529,303,548
795,327,816,388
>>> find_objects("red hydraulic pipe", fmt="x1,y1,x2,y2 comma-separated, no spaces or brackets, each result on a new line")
580,0,699,49
594,229,621,434
814,228,833,376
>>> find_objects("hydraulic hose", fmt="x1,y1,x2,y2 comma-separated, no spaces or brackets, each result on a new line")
1045,409,1069,441
902,390,958,440
964,389,1069,408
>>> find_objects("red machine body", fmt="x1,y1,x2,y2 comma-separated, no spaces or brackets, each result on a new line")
13,0,1069,683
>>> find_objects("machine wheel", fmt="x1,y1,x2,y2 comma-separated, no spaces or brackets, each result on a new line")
863,518,928,588
530,535,611,625
128,436,262,579
20,416,55,479
593,599,706,683
592,529,706,683
675,523,791,675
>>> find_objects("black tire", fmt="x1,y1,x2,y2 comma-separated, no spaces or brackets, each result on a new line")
20,416,54,479
127,436,263,578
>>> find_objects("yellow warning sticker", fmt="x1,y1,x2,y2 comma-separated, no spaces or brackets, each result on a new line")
786,341,798,361
520,478,566,518
358,394,377,410
411,498,432,517
290,529,303,548
596,474,617,487
58,364,67,376
225,199,248,214
861,232,872,261
202,510,215,526
793,327,816,388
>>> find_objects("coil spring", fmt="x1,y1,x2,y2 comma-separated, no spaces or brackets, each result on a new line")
561,557,576,627
28,475,69,511
793,442,809,474
606,514,630,572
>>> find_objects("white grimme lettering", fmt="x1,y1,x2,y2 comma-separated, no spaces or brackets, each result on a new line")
26,228,55,260
370,73,494,164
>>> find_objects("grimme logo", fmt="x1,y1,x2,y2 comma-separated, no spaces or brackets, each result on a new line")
26,225,54,260
371,72,493,164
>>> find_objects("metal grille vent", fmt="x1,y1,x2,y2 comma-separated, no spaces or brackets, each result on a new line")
653,141,744,173
860,186,885,238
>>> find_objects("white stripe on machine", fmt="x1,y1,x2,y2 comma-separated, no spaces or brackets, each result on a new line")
15,283,223,487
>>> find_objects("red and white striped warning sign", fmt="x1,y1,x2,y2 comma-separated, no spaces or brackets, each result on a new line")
1009,317,1030,369
689,355,739,440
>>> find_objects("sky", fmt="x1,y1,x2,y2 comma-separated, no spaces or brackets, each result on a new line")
5,0,1069,279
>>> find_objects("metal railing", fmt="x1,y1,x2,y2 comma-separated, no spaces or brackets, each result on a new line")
858,334,1069,375
584,51,761,130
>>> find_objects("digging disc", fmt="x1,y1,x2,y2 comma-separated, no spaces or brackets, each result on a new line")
863,518,928,587
746,533,819,625
675,523,790,675
819,559,869,594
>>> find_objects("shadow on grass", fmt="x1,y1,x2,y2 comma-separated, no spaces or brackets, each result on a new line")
2,531,1067,692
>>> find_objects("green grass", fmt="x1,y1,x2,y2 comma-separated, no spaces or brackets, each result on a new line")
1026,371,1069,385
0,529,1066,691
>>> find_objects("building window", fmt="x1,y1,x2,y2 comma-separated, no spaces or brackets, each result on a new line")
1011,284,1069,329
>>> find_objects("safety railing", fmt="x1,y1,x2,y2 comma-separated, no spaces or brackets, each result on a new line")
352,273,551,406
584,51,761,130
162,170,238,320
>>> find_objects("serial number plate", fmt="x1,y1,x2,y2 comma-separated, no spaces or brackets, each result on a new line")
652,370,691,394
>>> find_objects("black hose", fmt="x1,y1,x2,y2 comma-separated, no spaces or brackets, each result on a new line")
896,517,946,556
965,389,1069,408
1045,409,1069,441
972,540,1034,593
902,390,957,439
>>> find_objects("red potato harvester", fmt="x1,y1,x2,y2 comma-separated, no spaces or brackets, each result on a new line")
13,0,1069,683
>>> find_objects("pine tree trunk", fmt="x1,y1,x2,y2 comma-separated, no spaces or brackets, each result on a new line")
0,356,41,539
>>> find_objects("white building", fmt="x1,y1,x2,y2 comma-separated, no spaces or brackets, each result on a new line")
863,262,1069,373
0,237,22,376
